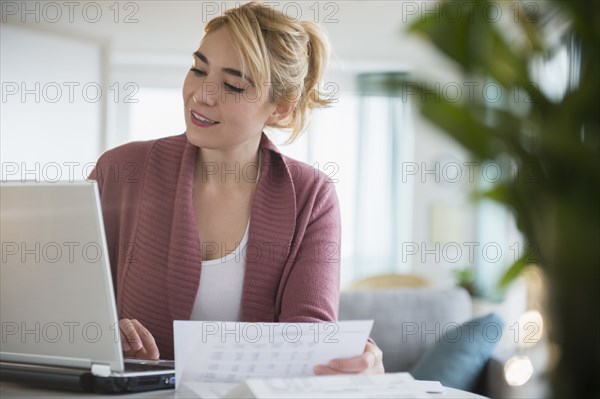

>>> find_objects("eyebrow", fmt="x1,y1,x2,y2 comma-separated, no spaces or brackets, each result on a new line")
193,51,253,84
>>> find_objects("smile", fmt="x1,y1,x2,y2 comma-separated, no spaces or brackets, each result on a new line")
190,109,219,125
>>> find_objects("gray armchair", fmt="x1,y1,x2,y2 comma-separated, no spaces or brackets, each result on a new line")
339,288,512,398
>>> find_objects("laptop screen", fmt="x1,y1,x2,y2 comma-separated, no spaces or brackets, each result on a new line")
1,181,124,372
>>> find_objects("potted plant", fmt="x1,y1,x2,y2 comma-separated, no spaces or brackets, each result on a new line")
453,267,477,297
407,0,599,397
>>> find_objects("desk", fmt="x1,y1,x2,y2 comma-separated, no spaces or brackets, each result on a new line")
1,381,487,398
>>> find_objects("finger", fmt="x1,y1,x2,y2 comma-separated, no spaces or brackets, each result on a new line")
315,342,384,375
326,352,375,373
119,330,131,352
364,341,384,366
314,364,345,375
365,351,378,367
132,319,160,360
119,318,142,351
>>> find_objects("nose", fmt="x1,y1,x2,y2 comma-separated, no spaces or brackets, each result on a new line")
194,81,218,107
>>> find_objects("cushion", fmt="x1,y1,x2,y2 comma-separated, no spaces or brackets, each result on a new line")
410,312,503,391
339,288,473,372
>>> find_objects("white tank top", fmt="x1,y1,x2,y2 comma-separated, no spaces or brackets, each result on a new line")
189,222,249,321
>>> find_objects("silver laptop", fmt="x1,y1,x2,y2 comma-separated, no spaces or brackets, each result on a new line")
0,181,175,393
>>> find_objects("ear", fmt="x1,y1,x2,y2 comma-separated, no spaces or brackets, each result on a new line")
266,101,295,125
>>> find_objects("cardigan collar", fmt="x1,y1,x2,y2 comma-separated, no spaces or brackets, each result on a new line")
161,133,297,321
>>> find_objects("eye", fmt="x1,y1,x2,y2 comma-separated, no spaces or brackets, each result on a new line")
190,67,206,76
224,83,244,93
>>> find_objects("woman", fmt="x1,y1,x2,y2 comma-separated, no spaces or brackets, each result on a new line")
91,1,383,375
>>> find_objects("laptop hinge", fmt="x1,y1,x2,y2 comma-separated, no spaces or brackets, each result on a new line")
91,364,112,377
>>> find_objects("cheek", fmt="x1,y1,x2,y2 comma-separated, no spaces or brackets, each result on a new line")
225,103,267,130
182,74,194,99
222,103,248,125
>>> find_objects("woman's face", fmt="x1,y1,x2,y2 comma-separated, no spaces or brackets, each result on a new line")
183,27,278,151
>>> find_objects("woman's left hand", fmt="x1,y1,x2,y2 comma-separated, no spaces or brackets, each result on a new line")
313,340,384,375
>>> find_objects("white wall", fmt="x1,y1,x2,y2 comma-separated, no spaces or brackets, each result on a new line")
1,24,105,182
410,112,478,287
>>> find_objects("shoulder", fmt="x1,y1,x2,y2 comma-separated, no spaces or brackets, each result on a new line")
260,134,338,203
278,152,333,189
267,150,339,221
96,133,186,168
260,133,330,185
91,133,187,190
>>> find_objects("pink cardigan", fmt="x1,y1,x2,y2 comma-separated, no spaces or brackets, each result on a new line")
90,133,341,359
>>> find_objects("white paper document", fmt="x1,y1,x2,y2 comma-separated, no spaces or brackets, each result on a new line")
184,372,433,399
173,320,373,391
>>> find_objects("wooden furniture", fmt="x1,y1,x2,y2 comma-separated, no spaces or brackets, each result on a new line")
347,274,430,290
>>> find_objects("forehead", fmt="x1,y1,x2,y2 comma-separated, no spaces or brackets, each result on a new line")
197,27,241,68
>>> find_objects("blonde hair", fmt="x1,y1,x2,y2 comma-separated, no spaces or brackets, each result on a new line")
204,1,333,142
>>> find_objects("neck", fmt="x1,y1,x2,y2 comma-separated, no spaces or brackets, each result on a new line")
194,137,261,188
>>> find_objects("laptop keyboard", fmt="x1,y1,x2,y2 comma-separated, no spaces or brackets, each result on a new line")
124,360,175,372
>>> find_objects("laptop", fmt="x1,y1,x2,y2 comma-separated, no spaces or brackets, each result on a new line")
0,181,175,393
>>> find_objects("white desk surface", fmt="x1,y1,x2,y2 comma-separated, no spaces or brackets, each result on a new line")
1,381,487,399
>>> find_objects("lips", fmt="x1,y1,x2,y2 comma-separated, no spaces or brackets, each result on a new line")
189,109,220,127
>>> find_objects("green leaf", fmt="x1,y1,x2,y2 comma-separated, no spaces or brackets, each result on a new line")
408,84,497,158
479,184,512,205
408,0,536,89
498,247,533,288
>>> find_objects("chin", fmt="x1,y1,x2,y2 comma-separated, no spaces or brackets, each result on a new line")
185,128,238,152
185,129,216,149
185,125,262,152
